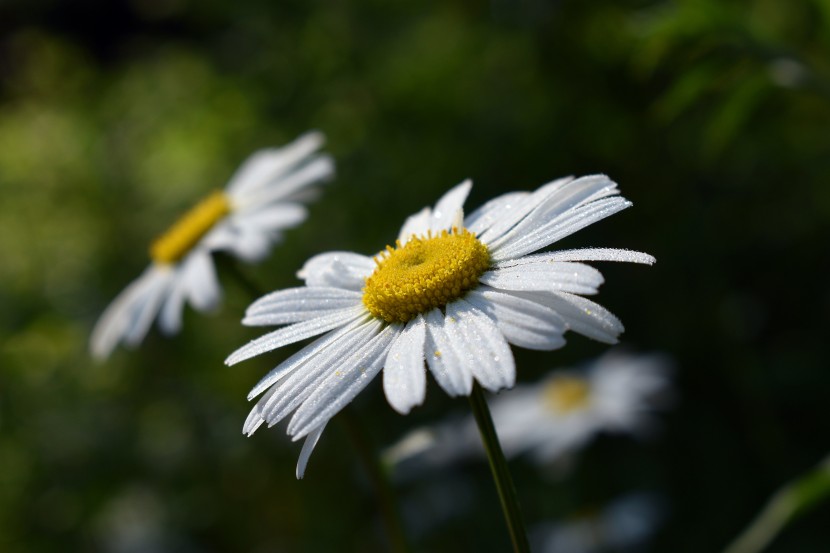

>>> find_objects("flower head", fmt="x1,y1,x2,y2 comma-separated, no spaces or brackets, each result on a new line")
90,132,334,359
384,351,673,471
227,176,655,477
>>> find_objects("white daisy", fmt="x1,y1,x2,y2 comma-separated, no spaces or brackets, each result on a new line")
384,351,673,470
226,175,655,477
90,131,334,360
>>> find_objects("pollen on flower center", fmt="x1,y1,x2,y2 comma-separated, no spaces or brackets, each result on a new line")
362,228,490,323
150,190,231,265
543,375,591,414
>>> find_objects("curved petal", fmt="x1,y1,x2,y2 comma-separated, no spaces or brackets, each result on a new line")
296,422,327,479
446,299,515,391
397,207,432,244
90,265,172,359
297,251,375,291
383,317,427,414
494,248,655,267
243,287,362,326
428,179,472,232
226,305,367,365
287,325,398,439
465,287,566,350
465,191,528,236
479,262,605,296
423,308,473,396
515,291,624,344
183,251,222,311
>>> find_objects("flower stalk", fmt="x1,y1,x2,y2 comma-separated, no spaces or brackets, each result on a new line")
469,382,531,553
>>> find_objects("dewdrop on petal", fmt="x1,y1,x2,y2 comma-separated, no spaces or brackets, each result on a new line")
227,175,654,478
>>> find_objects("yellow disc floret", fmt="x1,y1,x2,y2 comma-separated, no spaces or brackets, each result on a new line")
149,190,231,265
362,227,490,323
542,375,592,414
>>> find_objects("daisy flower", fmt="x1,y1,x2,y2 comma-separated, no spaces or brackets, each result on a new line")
384,351,673,471
227,175,654,477
90,131,334,360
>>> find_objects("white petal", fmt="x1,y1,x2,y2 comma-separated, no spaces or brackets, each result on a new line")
491,196,632,261
183,251,222,311
246,318,371,401
288,325,398,439
158,271,187,335
428,179,472,232
234,203,308,232
517,291,624,343
383,317,427,414
493,248,656,267
228,227,274,263
225,305,367,365
244,287,362,326
423,308,473,396
122,268,176,347
225,131,326,197
397,207,432,244
296,422,327,479
90,265,171,359
447,300,515,391
235,156,334,210
479,262,605,295
297,251,375,291
257,320,383,428
465,191,528,236
465,287,566,350
477,177,573,244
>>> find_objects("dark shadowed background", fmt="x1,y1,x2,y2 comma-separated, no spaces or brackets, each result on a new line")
1,0,829,551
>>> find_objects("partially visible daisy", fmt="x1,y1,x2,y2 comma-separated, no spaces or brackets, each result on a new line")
91,131,334,360
532,492,665,553
226,175,655,477
385,351,673,470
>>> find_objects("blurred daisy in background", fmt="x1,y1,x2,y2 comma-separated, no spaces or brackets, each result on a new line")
384,351,673,471
531,492,666,553
227,176,654,477
90,131,334,360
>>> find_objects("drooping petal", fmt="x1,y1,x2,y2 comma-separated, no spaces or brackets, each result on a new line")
158,271,188,335
226,305,367,365
465,287,566,350
183,251,222,311
446,299,515,391
90,265,172,359
287,325,399,439
297,251,375,291
250,320,384,432
516,290,624,343
423,308,473,396
243,287,362,326
296,422,327,479
383,317,428,414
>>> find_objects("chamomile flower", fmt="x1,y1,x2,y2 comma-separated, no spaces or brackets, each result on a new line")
90,132,334,360
227,175,654,477
384,351,673,470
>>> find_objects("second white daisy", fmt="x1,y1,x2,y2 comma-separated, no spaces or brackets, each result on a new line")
227,175,655,477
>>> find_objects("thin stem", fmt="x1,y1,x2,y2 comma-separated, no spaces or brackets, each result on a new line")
468,383,530,553
339,408,412,553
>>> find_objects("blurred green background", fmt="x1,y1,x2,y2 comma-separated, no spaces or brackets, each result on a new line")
1,0,829,551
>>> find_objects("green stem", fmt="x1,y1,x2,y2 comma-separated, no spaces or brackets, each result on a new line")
339,408,412,553
723,454,830,553
469,383,531,553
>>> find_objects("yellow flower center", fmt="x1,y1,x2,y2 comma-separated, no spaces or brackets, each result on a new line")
362,228,490,323
542,375,592,414
149,190,231,265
